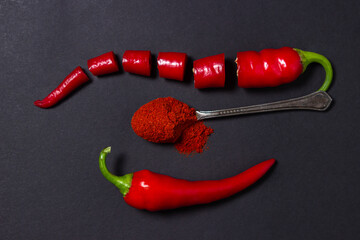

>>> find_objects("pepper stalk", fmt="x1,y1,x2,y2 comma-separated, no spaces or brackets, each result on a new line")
99,147,133,197
294,48,333,92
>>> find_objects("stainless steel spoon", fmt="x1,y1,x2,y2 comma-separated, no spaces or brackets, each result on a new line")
196,91,332,120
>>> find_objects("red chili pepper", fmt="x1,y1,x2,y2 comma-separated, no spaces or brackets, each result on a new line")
99,147,275,211
193,53,225,89
157,52,187,81
87,51,119,76
122,50,151,76
34,66,89,108
236,47,333,91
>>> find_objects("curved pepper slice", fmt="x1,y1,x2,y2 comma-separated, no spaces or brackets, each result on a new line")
193,53,225,88
122,50,151,76
87,51,119,76
157,52,187,81
236,47,333,91
34,66,89,108
99,147,275,211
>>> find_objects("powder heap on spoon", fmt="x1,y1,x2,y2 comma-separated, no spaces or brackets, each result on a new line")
131,97,213,154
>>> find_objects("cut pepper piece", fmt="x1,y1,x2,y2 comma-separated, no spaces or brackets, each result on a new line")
193,53,225,88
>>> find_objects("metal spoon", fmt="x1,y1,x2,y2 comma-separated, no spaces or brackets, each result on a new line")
196,91,332,120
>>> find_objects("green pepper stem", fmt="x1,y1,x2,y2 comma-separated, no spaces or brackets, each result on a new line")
294,48,333,92
99,147,133,197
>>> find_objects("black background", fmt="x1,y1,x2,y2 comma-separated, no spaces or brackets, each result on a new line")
1,0,360,239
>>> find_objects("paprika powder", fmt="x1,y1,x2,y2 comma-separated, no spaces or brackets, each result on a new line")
131,97,213,154
175,121,214,154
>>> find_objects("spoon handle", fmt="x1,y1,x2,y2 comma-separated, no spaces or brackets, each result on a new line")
196,91,332,120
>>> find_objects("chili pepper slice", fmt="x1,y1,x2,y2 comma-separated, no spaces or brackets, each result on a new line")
157,52,187,81
236,47,333,91
193,53,225,88
34,66,89,108
122,50,151,76
87,51,119,76
99,147,275,211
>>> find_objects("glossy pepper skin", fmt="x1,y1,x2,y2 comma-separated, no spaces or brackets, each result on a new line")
157,52,187,81
87,51,119,76
236,47,333,91
99,147,275,211
193,53,225,88
34,66,89,108
122,50,151,76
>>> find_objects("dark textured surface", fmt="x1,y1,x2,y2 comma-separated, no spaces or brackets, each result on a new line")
1,0,360,239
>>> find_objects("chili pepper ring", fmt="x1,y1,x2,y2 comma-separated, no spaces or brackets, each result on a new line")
157,52,187,81
122,50,151,76
193,53,225,88
87,51,119,76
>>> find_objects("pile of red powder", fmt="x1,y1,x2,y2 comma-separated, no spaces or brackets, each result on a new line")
131,97,213,154
175,121,214,154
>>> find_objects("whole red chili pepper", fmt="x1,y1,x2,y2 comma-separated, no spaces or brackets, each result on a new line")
87,51,119,76
34,66,89,108
236,47,333,91
99,147,275,211
193,53,225,89
157,52,187,81
122,50,151,76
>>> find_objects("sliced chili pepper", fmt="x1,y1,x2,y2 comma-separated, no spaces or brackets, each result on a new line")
193,53,225,89
99,147,275,211
122,50,151,76
87,51,119,76
34,66,89,108
157,52,187,81
236,47,333,91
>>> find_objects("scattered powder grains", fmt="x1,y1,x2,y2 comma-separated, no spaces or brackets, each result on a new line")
175,121,214,154
131,97,214,154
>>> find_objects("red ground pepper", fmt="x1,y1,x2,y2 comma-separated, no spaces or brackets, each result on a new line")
131,97,213,154
99,147,275,211
193,53,225,89
122,50,151,76
131,97,197,143
236,47,333,91
34,66,89,108
157,52,187,81
87,51,119,76
175,121,213,154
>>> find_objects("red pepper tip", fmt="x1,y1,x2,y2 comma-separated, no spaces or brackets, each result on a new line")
268,158,276,165
263,158,276,170
34,100,48,108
